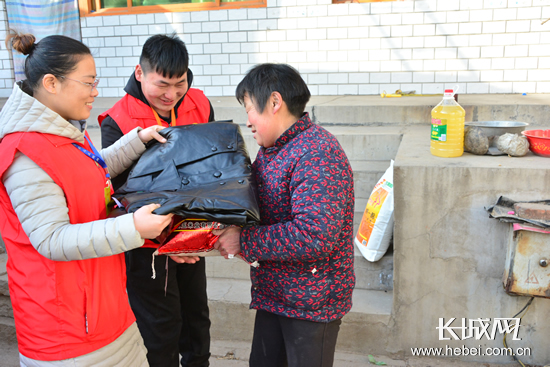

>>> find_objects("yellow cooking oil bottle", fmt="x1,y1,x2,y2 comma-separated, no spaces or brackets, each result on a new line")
430,89,465,157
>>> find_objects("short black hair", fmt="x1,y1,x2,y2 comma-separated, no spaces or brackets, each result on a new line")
236,63,311,118
8,33,91,91
140,34,188,79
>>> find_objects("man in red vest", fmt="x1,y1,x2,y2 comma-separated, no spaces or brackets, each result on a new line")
100,34,214,367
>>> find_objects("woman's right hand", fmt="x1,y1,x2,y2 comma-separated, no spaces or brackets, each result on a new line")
133,203,173,239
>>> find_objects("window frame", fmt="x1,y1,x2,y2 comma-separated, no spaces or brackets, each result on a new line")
78,0,267,17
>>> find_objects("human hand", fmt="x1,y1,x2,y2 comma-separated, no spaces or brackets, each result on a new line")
133,203,173,239
213,226,242,259
169,254,200,264
138,125,167,144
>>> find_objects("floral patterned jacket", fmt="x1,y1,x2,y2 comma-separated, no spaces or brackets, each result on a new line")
240,113,356,322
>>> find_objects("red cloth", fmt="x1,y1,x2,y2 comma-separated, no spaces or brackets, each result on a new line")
0,132,135,361
99,88,211,248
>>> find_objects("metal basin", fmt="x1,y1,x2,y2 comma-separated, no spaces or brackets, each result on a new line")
465,121,529,136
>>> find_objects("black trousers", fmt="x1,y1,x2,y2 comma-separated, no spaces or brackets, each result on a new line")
249,310,342,367
125,248,211,367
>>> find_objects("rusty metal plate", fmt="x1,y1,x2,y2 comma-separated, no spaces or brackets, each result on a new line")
503,230,550,298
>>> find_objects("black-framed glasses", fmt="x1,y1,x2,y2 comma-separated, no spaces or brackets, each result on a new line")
60,76,100,91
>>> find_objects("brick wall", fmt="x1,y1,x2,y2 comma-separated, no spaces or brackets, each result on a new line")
1,0,550,97
0,0,12,97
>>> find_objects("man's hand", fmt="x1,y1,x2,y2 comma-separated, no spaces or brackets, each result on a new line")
213,226,242,259
138,125,167,144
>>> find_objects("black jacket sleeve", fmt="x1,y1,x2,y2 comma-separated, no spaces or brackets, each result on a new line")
208,101,215,122
100,116,129,191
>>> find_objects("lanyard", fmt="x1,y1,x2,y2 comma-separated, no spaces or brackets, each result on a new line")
72,135,110,179
151,107,176,127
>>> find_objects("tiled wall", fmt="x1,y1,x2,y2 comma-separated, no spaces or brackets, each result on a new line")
1,0,550,97
0,1,12,97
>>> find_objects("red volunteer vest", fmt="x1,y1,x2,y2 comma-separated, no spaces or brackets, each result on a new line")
99,88,211,248
0,132,135,361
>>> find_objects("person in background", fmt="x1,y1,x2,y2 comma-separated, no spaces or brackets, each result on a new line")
100,33,214,367
0,33,171,366
214,63,356,367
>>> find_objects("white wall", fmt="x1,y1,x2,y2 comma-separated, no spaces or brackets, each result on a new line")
0,0,13,97
1,0,550,98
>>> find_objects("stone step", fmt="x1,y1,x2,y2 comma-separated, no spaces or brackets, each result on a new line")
350,160,390,199
0,316,18,367
207,277,392,356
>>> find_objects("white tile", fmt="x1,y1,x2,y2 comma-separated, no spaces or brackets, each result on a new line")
204,64,221,74
319,85,338,95
370,26,392,38
186,44,203,55
458,70,480,81
268,7,286,19
116,47,133,57
188,11,207,23
446,59,469,70
424,12,447,24
369,49,390,60
307,29,327,40
403,36,424,48
504,69,528,81
470,9,493,22
435,47,457,59
229,8,248,20
513,57,537,68
506,20,531,32
436,23,459,35
359,61,381,72
380,60,402,71
348,3,371,15
529,44,550,56
402,13,424,25
184,22,202,33
338,84,358,95
359,84,379,95
211,32,228,43
86,17,103,27
220,21,239,32
82,28,98,38
358,15,381,26
155,13,172,23
193,55,211,65
123,57,139,67
469,34,493,46
414,24,436,36
468,58,492,70
370,2,392,14
490,82,513,93
308,5,328,17
480,70,504,81
278,18,297,30
494,8,517,20
328,28,347,39
241,42,260,53
212,54,230,64
106,57,123,67
370,72,391,83
340,39,360,50
137,14,155,25
259,19,277,30
287,6,307,17
459,22,482,34
391,49,412,60
380,37,402,49
435,71,458,82
481,45,504,57
484,0,507,9
504,45,529,57
230,53,248,64
447,11,470,23
482,21,506,33
466,82,489,93
529,19,548,32
348,49,369,61
413,48,435,60
308,73,328,84
381,14,402,26
100,67,117,77
438,0,461,11
392,1,414,13
172,12,191,23
297,17,319,29
457,46,480,58
286,29,306,41
424,59,446,70
391,72,412,82
360,38,381,49
461,0,484,10
148,24,166,34
117,67,135,77
327,50,347,62
307,50,327,62
239,20,258,31
423,83,445,93
192,33,209,44
535,81,550,92
402,60,424,71
446,35,470,47
528,69,550,81
300,40,319,51
392,25,413,37
120,15,137,26
328,73,348,84
348,72,369,83
415,0,437,12
492,33,516,45
338,16,359,28
205,86,223,96
512,81,536,93
202,22,220,33
517,6,541,19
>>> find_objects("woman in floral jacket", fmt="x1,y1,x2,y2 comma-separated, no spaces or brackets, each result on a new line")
214,63,355,367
